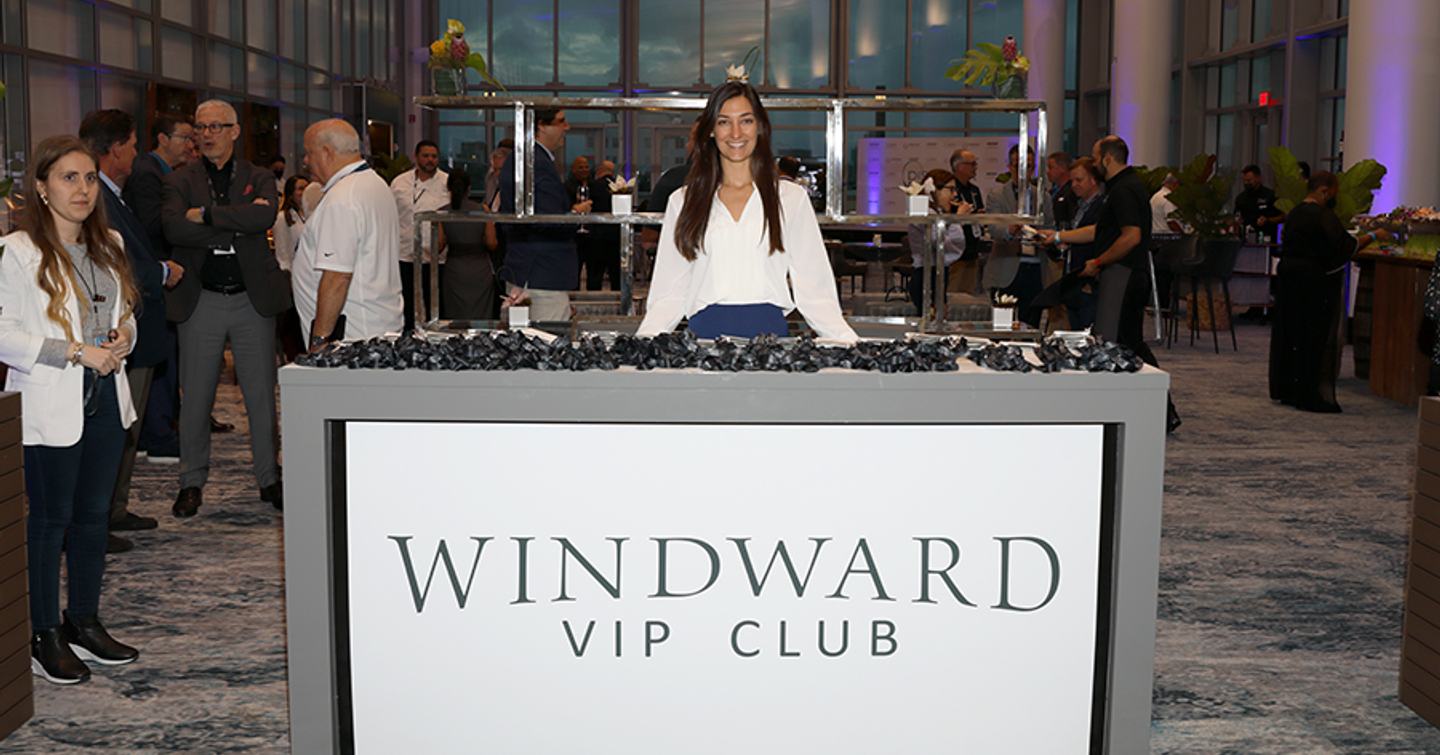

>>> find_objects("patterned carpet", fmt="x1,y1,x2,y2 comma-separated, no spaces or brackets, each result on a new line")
1,322,1437,753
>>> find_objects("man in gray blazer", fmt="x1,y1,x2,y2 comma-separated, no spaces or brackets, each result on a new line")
162,99,291,517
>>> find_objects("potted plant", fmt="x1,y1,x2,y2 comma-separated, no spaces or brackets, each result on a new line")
1267,146,1386,227
1161,154,1241,333
429,19,503,96
946,36,1029,99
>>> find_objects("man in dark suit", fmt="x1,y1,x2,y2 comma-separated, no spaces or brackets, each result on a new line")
498,108,589,321
80,109,186,549
162,99,290,517
125,114,194,464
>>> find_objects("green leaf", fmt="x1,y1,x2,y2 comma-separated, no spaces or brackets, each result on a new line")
1335,159,1386,226
464,52,506,90
1267,146,1307,214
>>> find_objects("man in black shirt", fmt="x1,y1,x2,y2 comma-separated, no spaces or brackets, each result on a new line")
1235,164,1285,235
1083,135,1180,431
949,148,987,255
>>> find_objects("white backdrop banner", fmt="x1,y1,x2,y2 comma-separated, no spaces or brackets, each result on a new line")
856,136,1019,215
343,422,1107,754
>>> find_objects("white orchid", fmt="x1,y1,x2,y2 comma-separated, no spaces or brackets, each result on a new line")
607,174,637,194
995,294,1019,307
898,177,936,196
726,64,749,83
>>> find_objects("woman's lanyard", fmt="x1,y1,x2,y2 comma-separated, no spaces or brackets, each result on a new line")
74,254,105,330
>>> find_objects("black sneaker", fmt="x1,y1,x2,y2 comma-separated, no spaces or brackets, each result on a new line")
260,481,283,510
106,534,133,554
111,512,158,532
62,612,138,666
31,628,90,684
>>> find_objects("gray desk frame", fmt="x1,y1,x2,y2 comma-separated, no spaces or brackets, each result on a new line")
280,364,1169,753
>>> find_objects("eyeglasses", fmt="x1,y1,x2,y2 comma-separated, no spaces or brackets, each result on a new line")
194,123,236,134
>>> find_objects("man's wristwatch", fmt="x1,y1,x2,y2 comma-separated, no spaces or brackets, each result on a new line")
309,333,329,351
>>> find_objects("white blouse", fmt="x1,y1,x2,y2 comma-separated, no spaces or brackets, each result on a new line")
272,210,305,271
638,180,858,342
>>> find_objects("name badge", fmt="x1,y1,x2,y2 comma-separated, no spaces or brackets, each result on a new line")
215,246,237,256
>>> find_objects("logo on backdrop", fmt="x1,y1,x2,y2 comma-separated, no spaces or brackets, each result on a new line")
386,534,1063,659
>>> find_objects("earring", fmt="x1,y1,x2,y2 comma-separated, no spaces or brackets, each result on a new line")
37,193,47,205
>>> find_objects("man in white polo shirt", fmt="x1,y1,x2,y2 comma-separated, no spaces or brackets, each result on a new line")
391,140,449,330
292,119,403,347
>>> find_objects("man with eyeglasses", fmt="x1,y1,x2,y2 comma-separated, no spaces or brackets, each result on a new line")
390,140,449,330
947,148,987,294
161,99,291,517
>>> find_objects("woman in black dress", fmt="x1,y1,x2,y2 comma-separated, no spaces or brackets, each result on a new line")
1269,171,1388,412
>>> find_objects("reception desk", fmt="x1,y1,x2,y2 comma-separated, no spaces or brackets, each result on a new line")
1354,252,1432,406
279,361,1169,753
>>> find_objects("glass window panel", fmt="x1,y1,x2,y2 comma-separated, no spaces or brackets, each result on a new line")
308,0,330,69
161,27,194,81
1220,0,1238,50
281,63,305,104
248,0,277,52
638,0,699,87
209,0,242,40
770,0,829,89
356,0,371,78
162,0,192,26
1251,56,1270,102
970,0,1023,49
310,71,332,111
1063,97,1077,157
28,0,95,61
907,111,963,130
1336,35,1347,90
99,9,144,71
910,0,965,91
439,124,492,178
374,0,388,81
704,0,763,85
1252,0,1273,41
3,55,26,178
493,0,554,85
970,112,1018,132
28,60,94,152
1206,65,1218,108
1216,112,1236,168
281,0,304,60
99,77,147,129
848,0,903,89
107,0,153,10
1,0,20,47
339,0,351,73
248,52,278,98
558,0,619,85
1219,62,1237,107
1334,97,1345,160
209,41,243,90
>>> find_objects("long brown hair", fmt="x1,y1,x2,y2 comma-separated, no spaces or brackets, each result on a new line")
674,81,784,261
19,135,138,342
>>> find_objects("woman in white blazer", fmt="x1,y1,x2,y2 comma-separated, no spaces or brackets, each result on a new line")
0,135,143,684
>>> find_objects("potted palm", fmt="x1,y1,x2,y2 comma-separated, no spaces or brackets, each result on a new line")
1163,154,1240,334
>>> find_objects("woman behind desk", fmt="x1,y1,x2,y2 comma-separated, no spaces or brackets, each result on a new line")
637,79,856,342
1269,171,1388,412
0,136,143,684
905,169,973,315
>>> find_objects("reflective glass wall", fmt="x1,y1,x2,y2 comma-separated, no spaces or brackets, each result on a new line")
431,0,1078,203
0,0,403,183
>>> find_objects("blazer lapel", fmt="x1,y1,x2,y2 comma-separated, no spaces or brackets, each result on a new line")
228,160,251,205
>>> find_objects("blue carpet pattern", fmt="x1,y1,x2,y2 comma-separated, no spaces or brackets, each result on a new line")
0,323,1437,752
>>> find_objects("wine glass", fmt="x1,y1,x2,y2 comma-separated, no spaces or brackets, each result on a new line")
576,182,590,235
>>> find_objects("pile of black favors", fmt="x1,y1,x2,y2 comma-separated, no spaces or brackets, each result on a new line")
294,330,1143,374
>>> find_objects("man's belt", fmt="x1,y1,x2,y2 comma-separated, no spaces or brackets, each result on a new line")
202,282,247,295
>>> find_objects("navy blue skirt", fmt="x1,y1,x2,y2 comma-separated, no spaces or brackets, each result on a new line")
686,303,788,339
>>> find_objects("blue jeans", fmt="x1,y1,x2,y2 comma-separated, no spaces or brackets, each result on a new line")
24,372,126,629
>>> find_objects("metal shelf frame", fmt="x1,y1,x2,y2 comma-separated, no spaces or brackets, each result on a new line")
414,94,1048,332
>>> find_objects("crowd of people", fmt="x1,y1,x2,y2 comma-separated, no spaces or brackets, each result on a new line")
0,82,1386,686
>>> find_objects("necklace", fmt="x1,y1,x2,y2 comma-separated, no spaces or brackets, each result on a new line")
74,252,106,318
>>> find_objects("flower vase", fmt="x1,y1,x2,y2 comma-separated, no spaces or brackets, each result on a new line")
993,75,1027,100
431,67,466,96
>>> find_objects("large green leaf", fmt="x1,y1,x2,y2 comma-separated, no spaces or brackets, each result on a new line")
1165,153,1236,238
1266,146,1307,214
1335,159,1386,226
464,52,505,90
